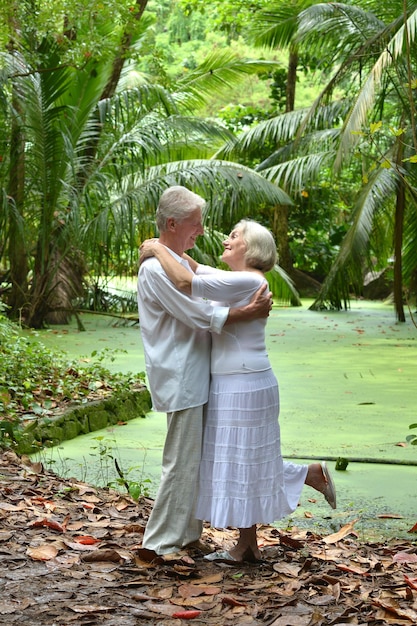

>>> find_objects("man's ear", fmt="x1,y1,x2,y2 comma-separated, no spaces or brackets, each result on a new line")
167,217,176,232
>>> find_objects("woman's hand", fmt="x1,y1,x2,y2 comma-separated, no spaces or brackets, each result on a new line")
139,238,160,264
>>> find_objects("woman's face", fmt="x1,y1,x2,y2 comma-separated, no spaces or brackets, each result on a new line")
221,227,247,270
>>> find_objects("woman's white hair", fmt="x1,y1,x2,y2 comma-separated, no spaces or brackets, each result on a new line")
156,186,206,232
235,219,278,273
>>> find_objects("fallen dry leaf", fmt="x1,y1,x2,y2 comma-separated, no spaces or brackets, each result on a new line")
26,543,59,561
178,583,221,598
28,517,66,532
70,604,117,614
392,551,417,563
81,549,124,563
323,519,359,543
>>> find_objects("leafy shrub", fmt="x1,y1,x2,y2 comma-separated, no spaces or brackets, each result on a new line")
0,314,145,446
406,423,417,446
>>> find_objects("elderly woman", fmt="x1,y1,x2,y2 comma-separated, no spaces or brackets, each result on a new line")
140,219,336,563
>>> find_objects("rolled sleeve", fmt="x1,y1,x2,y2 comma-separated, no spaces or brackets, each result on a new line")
211,305,229,334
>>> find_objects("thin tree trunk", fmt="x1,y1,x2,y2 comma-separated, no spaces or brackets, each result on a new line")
7,93,29,319
77,0,149,182
286,48,298,113
272,204,292,272
393,173,405,323
100,0,149,101
278,47,298,282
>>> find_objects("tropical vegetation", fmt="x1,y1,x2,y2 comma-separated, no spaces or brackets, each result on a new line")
237,0,417,320
1,0,417,328
0,310,146,449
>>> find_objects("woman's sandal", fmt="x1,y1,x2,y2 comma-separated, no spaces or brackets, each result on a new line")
204,550,239,564
204,547,264,564
321,461,337,509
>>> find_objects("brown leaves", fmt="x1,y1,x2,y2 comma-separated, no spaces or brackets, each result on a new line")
26,543,59,561
1,449,417,625
322,519,359,544
28,517,67,532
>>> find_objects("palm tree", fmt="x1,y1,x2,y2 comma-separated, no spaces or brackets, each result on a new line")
1,0,152,326
250,0,318,112
295,0,417,320
220,0,417,321
0,8,298,328
224,0,336,287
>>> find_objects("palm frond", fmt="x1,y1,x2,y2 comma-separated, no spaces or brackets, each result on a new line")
84,159,293,262
100,84,181,124
175,49,281,110
266,264,301,306
334,4,417,168
297,2,386,55
311,165,399,310
250,0,316,50
145,159,294,226
222,108,310,159
92,114,236,182
218,100,349,164
260,151,336,193
295,4,417,169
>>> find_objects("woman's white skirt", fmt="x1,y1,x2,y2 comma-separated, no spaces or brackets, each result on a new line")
196,369,308,528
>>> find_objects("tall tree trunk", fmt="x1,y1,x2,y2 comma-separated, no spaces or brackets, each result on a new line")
7,93,29,320
393,177,405,322
393,135,405,322
272,204,292,272
77,0,150,184
100,0,149,101
277,47,298,285
286,48,298,113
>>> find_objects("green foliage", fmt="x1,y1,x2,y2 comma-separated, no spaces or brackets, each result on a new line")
406,423,417,446
288,176,354,279
37,435,153,498
175,0,269,42
0,315,145,448
216,103,273,134
1,1,295,328
82,437,148,497
264,67,289,112
0,0,146,67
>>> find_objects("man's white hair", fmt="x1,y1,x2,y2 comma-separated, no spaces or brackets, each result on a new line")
156,186,206,232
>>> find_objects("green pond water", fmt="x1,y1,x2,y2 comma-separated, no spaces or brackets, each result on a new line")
29,300,417,541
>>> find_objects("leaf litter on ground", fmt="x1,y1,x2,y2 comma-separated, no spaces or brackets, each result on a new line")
0,450,416,625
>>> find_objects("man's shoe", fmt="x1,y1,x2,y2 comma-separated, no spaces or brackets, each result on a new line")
184,539,213,555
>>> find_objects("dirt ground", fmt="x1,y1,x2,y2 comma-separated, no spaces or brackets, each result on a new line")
1,451,417,625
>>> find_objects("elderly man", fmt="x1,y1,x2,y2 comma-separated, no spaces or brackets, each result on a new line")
137,186,272,556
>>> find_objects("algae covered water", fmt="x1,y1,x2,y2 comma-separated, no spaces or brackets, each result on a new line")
31,300,417,540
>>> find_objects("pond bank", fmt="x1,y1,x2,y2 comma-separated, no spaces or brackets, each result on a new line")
17,385,151,455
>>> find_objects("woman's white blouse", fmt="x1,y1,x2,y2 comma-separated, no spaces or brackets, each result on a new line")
193,266,270,375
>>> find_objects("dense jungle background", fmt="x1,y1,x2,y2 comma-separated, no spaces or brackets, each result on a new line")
2,0,417,331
